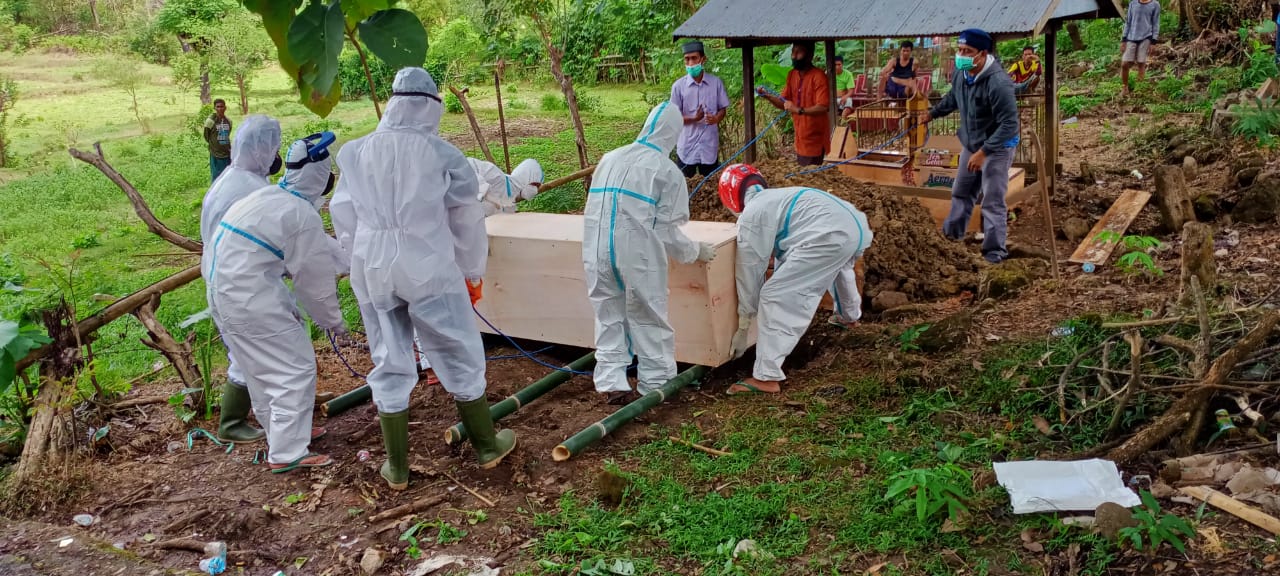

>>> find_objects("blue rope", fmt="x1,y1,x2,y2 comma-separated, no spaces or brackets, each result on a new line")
689,106,790,200
472,307,592,375
327,328,569,381
784,122,930,179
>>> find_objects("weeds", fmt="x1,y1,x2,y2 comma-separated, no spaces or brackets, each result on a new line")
1095,231,1162,276
883,442,971,524
898,324,929,353
1118,490,1197,554
1233,98,1280,147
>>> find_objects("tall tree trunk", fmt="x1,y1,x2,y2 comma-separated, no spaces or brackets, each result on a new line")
531,14,591,191
236,75,249,115
199,64,212,106
89,0,100,29
1066,22,1086,52
12,304,83,485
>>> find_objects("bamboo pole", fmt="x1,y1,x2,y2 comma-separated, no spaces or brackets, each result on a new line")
449,86,496,164
552,365,708,461
538,165,595,194
445,352,595,445
494,70,511,173
321,383,371,417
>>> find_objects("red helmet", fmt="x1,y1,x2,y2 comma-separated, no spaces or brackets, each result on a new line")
718,163,766,213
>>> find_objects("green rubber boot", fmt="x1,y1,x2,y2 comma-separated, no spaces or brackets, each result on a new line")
379,409,410,491
216,382,265,443
456,398,516,469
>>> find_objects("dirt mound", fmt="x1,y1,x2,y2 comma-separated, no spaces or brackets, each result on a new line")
688,159,983,302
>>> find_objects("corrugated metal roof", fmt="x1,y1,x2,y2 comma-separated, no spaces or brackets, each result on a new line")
674,0,1092,41
1053,0,1123,21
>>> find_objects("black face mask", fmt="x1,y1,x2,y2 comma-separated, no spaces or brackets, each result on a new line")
792,58,812,71
323,173,336,196
269,154,283,176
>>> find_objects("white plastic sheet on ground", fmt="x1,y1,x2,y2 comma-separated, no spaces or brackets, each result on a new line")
994,458,1142,514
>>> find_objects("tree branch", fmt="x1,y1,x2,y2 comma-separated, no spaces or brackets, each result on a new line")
68,143,202,253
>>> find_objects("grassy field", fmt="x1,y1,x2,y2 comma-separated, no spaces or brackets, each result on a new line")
0,50,651,391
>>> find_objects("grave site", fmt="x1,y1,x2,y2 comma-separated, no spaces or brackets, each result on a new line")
3,1,1280,575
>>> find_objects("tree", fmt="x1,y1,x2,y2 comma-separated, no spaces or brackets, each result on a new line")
93,58,151,132
242,0,430,118
155,0,239,105
0,74,16,168
208,12,275,114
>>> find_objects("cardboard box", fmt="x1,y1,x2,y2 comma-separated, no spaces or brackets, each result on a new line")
476,213,751,367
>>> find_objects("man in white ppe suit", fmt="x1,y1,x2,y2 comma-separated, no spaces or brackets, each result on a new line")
205,132,346,473
584,102,716,406
331,67,515,490
469,157,544,217
409,157,544,374
718,163,872,396
198,114,282,444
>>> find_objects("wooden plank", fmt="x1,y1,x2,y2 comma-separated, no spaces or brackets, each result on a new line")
476,213,749,367
1181,486,1280,536
1067,189,1152,265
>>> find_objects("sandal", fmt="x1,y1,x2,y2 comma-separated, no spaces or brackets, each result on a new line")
726,381,764,396
828,316,859,330
311,427,326,441
269,453,333,474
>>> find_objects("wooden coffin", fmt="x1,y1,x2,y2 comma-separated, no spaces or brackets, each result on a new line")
475,213,750,367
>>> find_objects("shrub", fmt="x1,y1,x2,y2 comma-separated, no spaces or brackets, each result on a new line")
540,93,566,112
128,22,181,65
38,34,112,55
337,46,395,102
12,24,35,53
444,91,463,114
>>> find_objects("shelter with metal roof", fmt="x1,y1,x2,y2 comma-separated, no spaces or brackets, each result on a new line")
673,0,1123,198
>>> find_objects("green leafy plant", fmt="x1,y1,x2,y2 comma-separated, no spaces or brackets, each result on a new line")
884,443,971,523
0,320,51,395
400,521,425,559
167,388,202,424
1233,98,1280,147
400,519,468,557
284,492,307,505
1095,232,1162,276
241,0,430,117
898,324,930,353
1118,490,1196,554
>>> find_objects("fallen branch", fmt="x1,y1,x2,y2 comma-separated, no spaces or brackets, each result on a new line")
110,395,172,409
668,436,734,457
448,86,495,165
443,470,495,507
15,266,203,374
1107,311,1280,464
1101,307,1255,329
68,143,201,253
1056,334,1124,422
1105,332,1142,439
367,493,448,524
1180,486,1280,535
1180,276,1213,452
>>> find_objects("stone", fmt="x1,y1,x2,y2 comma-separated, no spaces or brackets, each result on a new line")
733,539,773,560
915,310,973,354
1182,156,1198,180
1007,244,1053,261
360,548,384,575
1062,217,1091,245
1193,193,1219,221
1094,502,1139,539
872,291,911,312
978,260,1046,300
1234,167,1263,189
1233,176,1280,224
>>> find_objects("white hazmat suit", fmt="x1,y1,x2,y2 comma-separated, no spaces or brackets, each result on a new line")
331,68,488,413
469,157,543,217
584,102,712,396
205,137,344,466
734,185,873,383
199,115,281,392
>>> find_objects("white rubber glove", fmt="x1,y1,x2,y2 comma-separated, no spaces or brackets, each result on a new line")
730,314,753,359
697,242,717,263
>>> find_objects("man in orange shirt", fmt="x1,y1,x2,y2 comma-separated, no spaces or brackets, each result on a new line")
758,42,829,166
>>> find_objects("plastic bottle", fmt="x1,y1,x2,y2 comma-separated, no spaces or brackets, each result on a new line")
1082,263,1096,273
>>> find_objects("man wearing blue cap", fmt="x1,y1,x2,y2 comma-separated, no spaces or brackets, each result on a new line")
923,28,1019,264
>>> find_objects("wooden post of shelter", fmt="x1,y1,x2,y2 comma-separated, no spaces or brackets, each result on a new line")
741,43,757,163
824,39,838,134
1044,22,1060,198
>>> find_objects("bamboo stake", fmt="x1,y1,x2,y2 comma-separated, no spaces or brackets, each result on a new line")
494,70,511,173
449,86,495,164
1180,486,1280,535
553,365,708,461
1032,132,1060,280
442,470,495,507
445,352,595,445
668,436,734,457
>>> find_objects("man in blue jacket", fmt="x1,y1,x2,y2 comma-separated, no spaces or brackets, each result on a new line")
923,29,1020,264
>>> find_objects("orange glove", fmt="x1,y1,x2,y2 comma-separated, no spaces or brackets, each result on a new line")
466,278,483,305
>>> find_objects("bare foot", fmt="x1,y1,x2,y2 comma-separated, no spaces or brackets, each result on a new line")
727,378,782,395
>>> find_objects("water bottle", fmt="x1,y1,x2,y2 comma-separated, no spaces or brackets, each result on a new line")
1082,263,1096,273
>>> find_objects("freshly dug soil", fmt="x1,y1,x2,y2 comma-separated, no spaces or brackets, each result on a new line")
688,159,985,302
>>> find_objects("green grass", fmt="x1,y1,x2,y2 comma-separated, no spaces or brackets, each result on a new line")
0,49,653,394
516,321,1135,575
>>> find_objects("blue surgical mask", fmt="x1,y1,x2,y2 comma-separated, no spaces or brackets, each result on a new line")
955,54,975,72
686,64,703,77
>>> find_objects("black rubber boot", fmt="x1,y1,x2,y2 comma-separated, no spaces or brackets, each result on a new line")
216,382,265,443
456,398,516,469
379,409,410,490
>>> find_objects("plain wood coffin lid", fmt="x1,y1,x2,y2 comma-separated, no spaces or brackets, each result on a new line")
475,213,749,367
